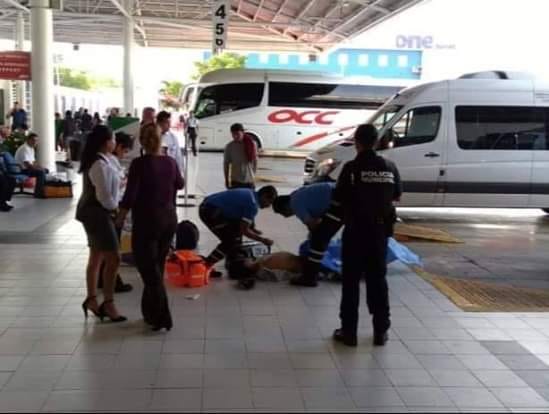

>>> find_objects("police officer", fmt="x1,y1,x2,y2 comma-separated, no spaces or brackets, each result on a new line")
332,124,402,347
272,182,342,287
199,186,277,277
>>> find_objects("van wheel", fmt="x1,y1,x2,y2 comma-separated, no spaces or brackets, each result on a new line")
542,209,549,214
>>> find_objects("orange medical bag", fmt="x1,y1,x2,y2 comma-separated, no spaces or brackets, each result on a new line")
165,250,210,288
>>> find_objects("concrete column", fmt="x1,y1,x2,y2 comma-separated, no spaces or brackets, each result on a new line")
15,12,26,109
30,0,55,171
123,0,135,116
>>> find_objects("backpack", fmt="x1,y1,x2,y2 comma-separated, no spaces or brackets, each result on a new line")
175,220,199,250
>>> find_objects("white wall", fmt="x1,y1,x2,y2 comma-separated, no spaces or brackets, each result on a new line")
347,0,549,81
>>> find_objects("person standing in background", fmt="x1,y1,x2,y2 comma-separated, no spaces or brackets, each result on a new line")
158,111,184,171
81,109,93,134
224,123,257,189
117,124,184,331
76,125,127,324
6,102,27,132
55,112,63,151
186,111,199,156
93,112,102,127
61,110,77,161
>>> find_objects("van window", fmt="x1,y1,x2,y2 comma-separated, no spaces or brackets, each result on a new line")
456,106,548,150
387,106,441,148
268,82,401,110
195,83,265,119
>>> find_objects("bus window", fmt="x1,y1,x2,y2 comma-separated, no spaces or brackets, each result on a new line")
268,82,401,110
195,83,265,119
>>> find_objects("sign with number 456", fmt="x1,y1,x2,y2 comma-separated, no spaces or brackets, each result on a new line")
212,0,229,54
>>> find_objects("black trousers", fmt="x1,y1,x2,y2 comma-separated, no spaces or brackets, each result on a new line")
229,182,255,189
187,128,197,156
340,224,390,337
22,169,47,197
199,203,242,265
132,208,177,328
0,174,15,204
303,201,344,282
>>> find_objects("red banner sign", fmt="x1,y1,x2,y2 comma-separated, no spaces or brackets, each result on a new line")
0,51,31,81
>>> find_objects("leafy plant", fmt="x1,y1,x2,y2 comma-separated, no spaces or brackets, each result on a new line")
0,130,26,155
159,80,185,109
192,53,247,80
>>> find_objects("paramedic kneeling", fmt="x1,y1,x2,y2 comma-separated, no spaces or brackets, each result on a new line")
333,124,402,348
199,186,277,277
272,182,342,287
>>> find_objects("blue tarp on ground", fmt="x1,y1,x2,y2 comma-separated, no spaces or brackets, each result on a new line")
299,238,422,274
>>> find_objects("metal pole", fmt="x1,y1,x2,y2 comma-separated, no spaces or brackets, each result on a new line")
15,12,26,109
30,0,55,171
123,0,135,115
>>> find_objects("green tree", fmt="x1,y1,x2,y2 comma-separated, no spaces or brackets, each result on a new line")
159,80,185,109
192,52,246,80
58,67,121,91
58,67,92,90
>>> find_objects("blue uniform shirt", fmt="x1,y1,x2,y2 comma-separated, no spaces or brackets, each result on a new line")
290,183,335,224
204,189,259,224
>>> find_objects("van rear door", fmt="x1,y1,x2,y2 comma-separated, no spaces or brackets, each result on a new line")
444,105,536,208
379,105,446,207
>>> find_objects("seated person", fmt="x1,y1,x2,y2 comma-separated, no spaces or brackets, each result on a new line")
0,169,15,212
14,133,48,198
199,186,277,278
273,182,343,288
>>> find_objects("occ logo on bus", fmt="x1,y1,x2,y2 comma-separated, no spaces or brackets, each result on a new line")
268,109,339,125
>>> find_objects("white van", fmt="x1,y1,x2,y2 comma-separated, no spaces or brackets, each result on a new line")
304,73,549,212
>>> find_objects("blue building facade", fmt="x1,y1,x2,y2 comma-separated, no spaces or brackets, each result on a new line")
203,48,422,80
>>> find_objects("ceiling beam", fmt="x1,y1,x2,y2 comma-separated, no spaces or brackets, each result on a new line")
252,0,264,22
282,0,316,35
2,0,28,13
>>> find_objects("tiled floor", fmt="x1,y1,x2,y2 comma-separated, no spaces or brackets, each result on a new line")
0,154,547,412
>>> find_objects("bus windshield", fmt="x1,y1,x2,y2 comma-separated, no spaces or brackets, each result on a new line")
369,105,403,131
194,83,265,119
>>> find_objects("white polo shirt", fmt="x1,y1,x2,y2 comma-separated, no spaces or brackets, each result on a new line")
161,130,184,171
14,143,35,167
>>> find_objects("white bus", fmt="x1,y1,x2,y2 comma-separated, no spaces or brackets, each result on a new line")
190,69,409,152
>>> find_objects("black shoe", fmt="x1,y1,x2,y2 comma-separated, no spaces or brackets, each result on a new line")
0,203,13,212
98,300,127,323
210,270,223,279
373,331,389,347
332,328,357,347
237,278,256,290
290,276,318,287
115,276,133,293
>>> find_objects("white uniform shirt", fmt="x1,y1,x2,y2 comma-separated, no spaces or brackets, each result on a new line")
14,143,35,167
161,130,184,170
187,117,199,129
88,153,120,211
107,154,126,203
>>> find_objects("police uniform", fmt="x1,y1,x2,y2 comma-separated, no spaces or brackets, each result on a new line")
199,189,259,266
334,149,402,342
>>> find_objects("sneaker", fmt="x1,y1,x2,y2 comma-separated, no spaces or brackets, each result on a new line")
115,282,133,293
290,276,318,287
332,328,357,347
373,331,389,347
0,203,13,212
210,270,223,279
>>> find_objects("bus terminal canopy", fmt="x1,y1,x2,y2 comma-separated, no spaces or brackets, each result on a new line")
0,0,422,52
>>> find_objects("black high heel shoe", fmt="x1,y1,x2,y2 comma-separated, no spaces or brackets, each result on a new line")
98,300,127,323
82,296,101,319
